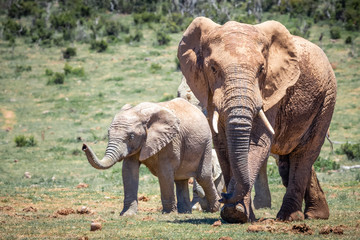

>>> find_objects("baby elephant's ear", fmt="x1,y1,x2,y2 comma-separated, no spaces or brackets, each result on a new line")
139,106,180,161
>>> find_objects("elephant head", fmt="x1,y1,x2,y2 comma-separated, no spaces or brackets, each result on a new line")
178,17,300,204
83,103,180,169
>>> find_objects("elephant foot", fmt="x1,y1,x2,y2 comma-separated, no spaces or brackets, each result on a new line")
204,200,220,213
220,203,249,224
120,202,138,216
120,208,137,216
276,210,304,221
305,207,329,220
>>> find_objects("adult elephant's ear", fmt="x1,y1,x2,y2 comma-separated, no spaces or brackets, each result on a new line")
139,106,180,161
255,21,300,112
177,17,219,109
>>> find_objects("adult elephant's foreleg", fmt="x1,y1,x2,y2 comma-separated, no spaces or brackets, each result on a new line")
253,157,271,209
121,156,140,216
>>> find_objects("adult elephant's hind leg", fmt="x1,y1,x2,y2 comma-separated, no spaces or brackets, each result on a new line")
175,179,191,213
304,167,329,219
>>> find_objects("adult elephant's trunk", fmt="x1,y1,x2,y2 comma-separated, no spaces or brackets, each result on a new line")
221,68,259,199
82,143,120,169
225,106,253,197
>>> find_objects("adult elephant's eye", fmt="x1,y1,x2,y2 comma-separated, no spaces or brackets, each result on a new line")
259,64,265,74
211,66,217,74
129,133,135,140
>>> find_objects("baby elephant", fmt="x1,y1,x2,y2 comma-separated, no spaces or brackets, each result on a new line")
82,98,220,215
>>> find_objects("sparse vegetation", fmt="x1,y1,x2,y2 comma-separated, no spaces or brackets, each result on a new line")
339,142,360,161
14,135,37,147
62,47,77,59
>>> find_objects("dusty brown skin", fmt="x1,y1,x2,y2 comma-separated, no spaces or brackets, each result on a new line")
83,98,220,215
178,17,336,223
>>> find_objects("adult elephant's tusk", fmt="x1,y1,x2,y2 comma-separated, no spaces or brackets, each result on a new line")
212,110,219,134
259,109,275,135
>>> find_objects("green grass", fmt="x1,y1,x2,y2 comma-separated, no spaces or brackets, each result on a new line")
1,13,360,239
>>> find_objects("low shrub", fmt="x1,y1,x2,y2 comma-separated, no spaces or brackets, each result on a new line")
125,29,143,43
314,156,340,172
330,27,341,39
63,47,77,59
156,31,171,46
150,63,161,73
339,142,360,161
64,63,85,77
14,135,37,147
48,72,65,85
45,69,54,76
90,40,108,52
345,36,352,44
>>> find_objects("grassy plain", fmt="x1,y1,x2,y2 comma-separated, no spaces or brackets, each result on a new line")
0,14,359,239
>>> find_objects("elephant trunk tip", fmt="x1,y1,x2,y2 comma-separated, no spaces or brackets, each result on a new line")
82,144,88,152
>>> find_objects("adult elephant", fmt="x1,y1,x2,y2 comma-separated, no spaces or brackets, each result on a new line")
177,17,336,223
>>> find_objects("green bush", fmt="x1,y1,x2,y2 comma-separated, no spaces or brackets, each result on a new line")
345,36,352,44
90,40,108,52
8,0,41,19
156,31,171,46
150,63,162,73
105,20,121,36
63,47,77,59
133,12,161,24
125,29,143,43
48,72,65,85
314,156,340,172
14,135,37,147
330,27,341,39
340,142,360,161
45,69,54,76
50,11,77,30
63,63,85,77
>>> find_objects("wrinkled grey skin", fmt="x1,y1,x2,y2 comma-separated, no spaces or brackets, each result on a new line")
178,77,271,209
83,98,220,215
191,149,225,210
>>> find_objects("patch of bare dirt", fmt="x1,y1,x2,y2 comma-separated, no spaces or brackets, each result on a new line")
0,206,14,211
292,223,313,235
218,237,233,240
76,183,89,189
142,216,155,221
56,208,75,216
138,195,150,202
0,108,16,131
23,206,37,212
319,225,344,235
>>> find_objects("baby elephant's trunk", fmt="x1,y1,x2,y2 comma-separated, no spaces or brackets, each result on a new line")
82,143,117,169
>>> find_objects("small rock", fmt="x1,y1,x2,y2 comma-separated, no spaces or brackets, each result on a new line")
77,206,91,214
212,220,222,227
90,222,102,231
76,183,89,189
24,172,31,178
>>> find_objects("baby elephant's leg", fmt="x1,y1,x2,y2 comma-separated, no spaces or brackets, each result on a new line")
175,179,192,213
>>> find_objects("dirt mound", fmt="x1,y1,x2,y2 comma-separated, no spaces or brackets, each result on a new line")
56,208,75,215
138,195,150,202
23,206,37,212
319,225,344,235
292,223,313,235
